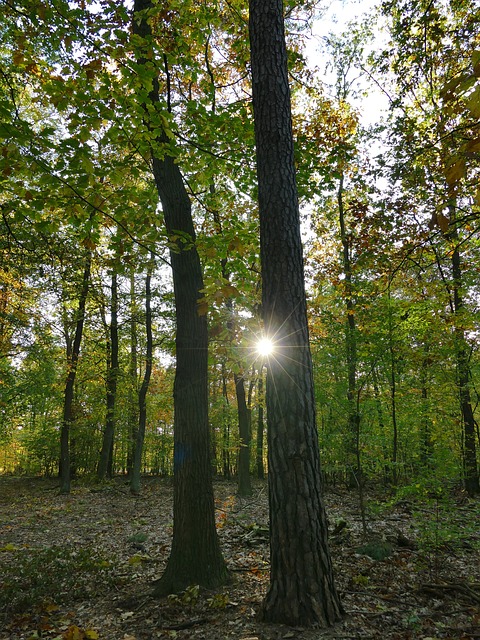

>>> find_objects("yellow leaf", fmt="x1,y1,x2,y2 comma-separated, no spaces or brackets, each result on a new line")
474,185,480,206
437,212,450,234
197,300,208,316
1,543,17,551
473,50,480,76
465,137,480,153
224,283,240,297
128,554,142,565
466,87,480,118
445,158,465,186
63,625,83,640
84,631,99,640
13,51,25,66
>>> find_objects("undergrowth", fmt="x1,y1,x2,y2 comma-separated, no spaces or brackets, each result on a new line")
372,479,480,556
0,545,117,619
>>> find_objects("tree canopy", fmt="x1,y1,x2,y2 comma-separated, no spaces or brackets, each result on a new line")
1,0,479,616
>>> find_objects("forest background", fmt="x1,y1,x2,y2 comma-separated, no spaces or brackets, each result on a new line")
1,0,480,498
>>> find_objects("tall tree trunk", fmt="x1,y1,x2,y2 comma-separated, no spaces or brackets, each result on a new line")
387,286,398,486
372,366,390,484
256,369,265,479
449,207,479,495
249,0,343,626
221,361,231,479
132,0,227,591
98,271,119,480
127,269,138,477
338,172,360,488
420,344,433,467
59,253,91,494
235,371,252,496
130,260,153,495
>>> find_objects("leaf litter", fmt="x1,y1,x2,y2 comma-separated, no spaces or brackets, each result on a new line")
0,477,479,639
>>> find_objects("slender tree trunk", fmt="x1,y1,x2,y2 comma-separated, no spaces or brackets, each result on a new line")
337,172,361,488
256,370,265,479
387,286,398,486
432,201,480,495
249,0,343,626
127,269,138,477
222,362,231,479
132,0,227,591
420,344,433,467
130,261,153,495
450,228,479,495
235,371,252,496
372,366,390,484
59,253,91,494
0,281,9,356
98,271,119,480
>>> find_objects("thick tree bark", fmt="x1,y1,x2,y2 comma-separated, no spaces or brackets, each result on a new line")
98,271,119,481
132,0,227,591
130,261,153,495
249,0,343,626
59,253,91,494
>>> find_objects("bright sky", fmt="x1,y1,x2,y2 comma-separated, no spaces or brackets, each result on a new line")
305,0,390,126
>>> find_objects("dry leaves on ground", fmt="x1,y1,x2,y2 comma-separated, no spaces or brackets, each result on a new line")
0,477,479,640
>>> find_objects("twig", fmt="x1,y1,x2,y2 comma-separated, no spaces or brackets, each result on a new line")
161,617,210,630
420,582,480,604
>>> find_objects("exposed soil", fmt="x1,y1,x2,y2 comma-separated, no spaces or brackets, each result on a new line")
0,477,479,639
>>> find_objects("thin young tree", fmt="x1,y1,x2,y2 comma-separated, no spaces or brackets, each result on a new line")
249,0,344,626
59,251,91,494
98,269,119,481
130,259,154,495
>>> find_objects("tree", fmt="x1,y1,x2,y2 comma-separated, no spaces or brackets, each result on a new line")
130,258,154,495
248,0,343,626
97,268,119,481
376,0,480,495
234,370,252,496
132,0,228,591
59,250,91,494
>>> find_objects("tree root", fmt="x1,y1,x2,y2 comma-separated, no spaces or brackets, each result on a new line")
420,581,480,604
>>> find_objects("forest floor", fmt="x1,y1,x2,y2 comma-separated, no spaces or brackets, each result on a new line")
0,477,479,640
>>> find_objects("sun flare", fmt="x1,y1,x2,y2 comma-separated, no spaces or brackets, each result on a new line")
256,337,274,357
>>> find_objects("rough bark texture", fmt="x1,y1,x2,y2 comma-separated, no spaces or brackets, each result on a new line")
132,0,227,591
249,0,344,626
59,254,91,494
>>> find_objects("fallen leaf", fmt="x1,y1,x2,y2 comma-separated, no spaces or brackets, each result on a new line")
120,611,135,621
